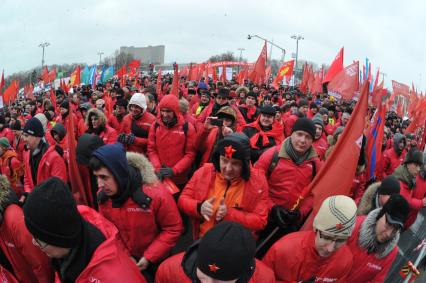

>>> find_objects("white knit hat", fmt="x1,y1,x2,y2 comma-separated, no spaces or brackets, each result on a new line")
128,93,147,112
34,113,48,131
313,195,357,237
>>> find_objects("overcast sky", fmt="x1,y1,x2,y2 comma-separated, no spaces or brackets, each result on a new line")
1,0,425,91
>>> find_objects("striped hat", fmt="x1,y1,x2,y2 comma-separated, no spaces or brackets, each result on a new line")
313,195,357,237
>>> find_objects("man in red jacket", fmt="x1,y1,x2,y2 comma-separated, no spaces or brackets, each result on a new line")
346,194,409,283
156,221,275,283
148,94,196,187
263,195,357,283
22,118,67,198
119,93,156,154
382,133,407,177
0,115,14,145
90,143,183,281
311,113,328,160
179,133,269,239
23,177,146,283
0,175,54,283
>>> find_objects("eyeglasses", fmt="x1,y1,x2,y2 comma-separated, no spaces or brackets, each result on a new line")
317,231,347,244
32,237,48,249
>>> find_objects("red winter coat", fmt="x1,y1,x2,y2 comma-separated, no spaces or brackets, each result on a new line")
313,137,328,160
0,128,14,145
178,163,269,239
23,145,68,193
263,231,353,283
382,148,406,177
0,202,54,283
283,114,298,137
96,125,117,145
0,150,24,198
0,265,18,283
324,123,336,136
351,169,367,201
399,178,426,228
57,205,147,283
254,142,322,218
155,252,275,283
346,216,397,283
98,152,183,263
120,112,156,154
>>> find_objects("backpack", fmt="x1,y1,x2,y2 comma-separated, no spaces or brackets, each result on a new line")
267,150,317,180
97,188,152,209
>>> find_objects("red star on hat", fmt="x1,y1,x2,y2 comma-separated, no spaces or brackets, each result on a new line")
208,263,220,273
224,145,236,159
335,223,344,229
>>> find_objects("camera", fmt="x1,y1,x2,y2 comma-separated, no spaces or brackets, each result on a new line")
210,118,223,127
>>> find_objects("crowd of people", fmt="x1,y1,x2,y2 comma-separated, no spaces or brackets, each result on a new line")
0,72,424,283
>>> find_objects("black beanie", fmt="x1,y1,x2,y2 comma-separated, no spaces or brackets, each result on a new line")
60,99,69,110
217,88,230,98
381,194,409,228
23,117,44,137
77,134,105,165
212,133,251,181
116,99,129,108
11,120,21,131
292,117,316,139
197,221,256,281
260,105,276,116
51,123,67,141
23,177,83,248
404,148,424,166
298,98,309,108
377,176,401,195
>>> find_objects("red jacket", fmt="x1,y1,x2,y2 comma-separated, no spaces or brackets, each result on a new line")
399,177,426,228
120,112,156,154
98,153,183,263
263,231,353,283
57,205,147,283
346,216,398,283
178,163,269,239
23,145,68,193
324,123,336,136
194,127,219,166
0,265,18,283
254,143,322,217
351,169,367,201
96,125,118,144
382,148,406,177
155,252,275,283
147,117,196,185
0,128,14,146
283,114,298,137
313,137,328,160
0,151,24,197
0,203,54,283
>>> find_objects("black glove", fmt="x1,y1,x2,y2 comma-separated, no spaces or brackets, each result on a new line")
156,171,165,181
300,277,315,283
160,166,174,178
117,133,127,144
126,133,135,145
270,205,301,229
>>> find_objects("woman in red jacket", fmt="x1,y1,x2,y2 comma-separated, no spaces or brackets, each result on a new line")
0,175,54,283
85,108,117,144
179,133,269,239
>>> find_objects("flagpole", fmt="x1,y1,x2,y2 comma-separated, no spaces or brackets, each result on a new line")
403,241,426,283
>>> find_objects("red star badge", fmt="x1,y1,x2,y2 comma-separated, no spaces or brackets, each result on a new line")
335,223,344,230
224,145,236,159
208,263,220,273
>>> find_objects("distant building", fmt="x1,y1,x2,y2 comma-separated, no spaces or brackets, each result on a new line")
120,45,165,64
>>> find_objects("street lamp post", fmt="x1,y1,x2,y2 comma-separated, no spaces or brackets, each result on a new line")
247,34,286,63
291,34,304,85
97,51,104,66
237,48,245,72
39,42,50,67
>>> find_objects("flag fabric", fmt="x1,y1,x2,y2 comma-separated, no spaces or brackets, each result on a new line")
323,47,344,83
48,67,57,83
128,60,140,78
366,103,386,181
81,65,90,85
392,80,410,99
88,65,97,87
272,60,295,89
100,66,114,83
405,98,426,134
0,70,4,95
117,65,126,78
327,61,359,100
41,66,49,83
312,69,324,94
50,86,57,112
220,65,226,83
248,41,267,84
2,80,19,104
299,63,309,93
213,67,218,83
69,65,81,87
170,63,179,97
301,81,369,231
156,69,163,97
264,65,272,84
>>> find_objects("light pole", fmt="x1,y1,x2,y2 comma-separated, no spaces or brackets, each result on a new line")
39,42,50,67
247,34,286,63
237,48,245,72
97,51,104,66
291,34,304,84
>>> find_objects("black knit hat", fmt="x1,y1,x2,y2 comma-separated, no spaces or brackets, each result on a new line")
10,120,21,131
260,105,276,116
116,99,129,108
377,176,401,195
23,117,44,137
76,134,105,165
212,133,251,180
311,113,324,128
246,92,257,99
51,123,67,141
381,194,409,228
23,177,83,248
197,221,256,281
292,117,316,139
217,88,230,98
60,99,69,110
298,98,309,108
404,148,424,166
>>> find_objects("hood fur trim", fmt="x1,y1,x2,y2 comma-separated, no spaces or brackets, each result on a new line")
86,108,107,128
357,182,380,215
358,208,399,258
126,152,158,185
0,176,10,208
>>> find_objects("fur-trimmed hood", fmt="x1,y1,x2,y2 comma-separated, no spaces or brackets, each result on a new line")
126,152,158,185
0,175,10,208
357,182,380,216
358,208,399,259
86,108,107,128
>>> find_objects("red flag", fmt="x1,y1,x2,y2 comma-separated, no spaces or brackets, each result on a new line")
301,81,369,231
248,41,267,84
373,68,380,91
50,86,57,112
156,69,163,97
299,63,309,93
307,66,315,93
323,47,344,83
128,60,140,78
26,84,35,100
117,65,126,78
197,64,206,82
212,67,218,83
188,63,194,81
327,61,359,100
2,80,19,104
264,65,272,85
189,64,198,81
272,60,294,89
41,66,49,83
62,79,69,94
49,67,57,83
69,65,81,86
406,99,426,133
220,65,226,82
170,63,179,97
392,80,410,99
366,103,387,180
